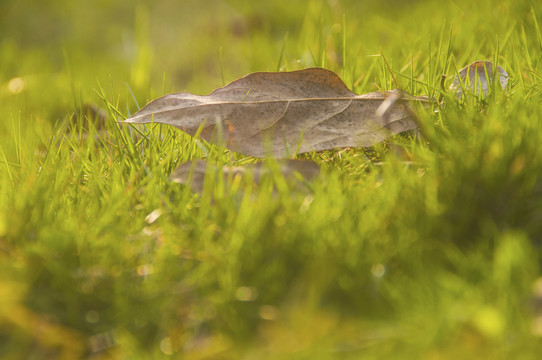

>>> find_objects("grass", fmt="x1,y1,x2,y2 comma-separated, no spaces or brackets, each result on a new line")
1,0,542,358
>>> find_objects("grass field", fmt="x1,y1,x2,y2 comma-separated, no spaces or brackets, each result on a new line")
1,0,542,358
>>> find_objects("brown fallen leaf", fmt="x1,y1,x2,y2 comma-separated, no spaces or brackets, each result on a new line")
171,159,320,194
70,103,107,131
450,61,508,98
124,68,430,158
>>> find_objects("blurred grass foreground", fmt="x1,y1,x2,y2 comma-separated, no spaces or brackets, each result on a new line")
1,0,542,359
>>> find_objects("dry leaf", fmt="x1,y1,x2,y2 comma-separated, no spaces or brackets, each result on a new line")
124,68,430,158
450,61,508,98
171,159,320,194
70,103,107,131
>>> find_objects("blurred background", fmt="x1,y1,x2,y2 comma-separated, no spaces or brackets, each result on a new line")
1,0,537,126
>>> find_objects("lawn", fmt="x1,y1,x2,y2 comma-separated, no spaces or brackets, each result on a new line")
1,0,542,359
